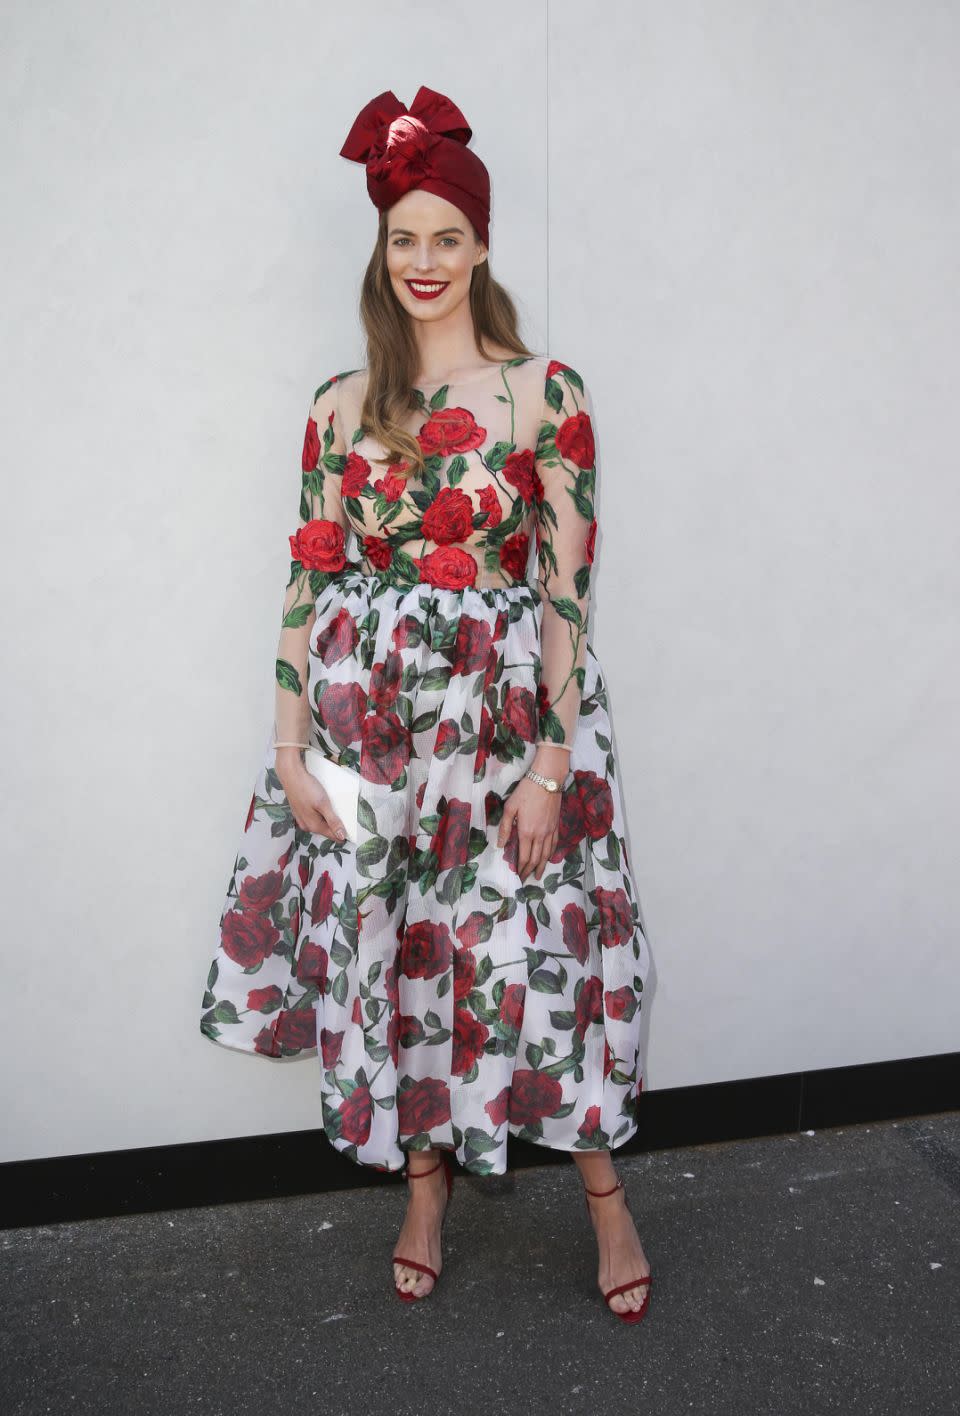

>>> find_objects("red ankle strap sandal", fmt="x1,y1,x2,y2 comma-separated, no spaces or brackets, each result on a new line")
393,1152,454,1303
583,1173,652,1325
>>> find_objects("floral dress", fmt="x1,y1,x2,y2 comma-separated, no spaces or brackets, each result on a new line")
200,353,651,1176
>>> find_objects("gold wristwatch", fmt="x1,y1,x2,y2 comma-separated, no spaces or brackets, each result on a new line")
525,766,566,793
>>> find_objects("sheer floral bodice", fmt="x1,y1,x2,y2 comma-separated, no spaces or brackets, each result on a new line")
273,352,599,754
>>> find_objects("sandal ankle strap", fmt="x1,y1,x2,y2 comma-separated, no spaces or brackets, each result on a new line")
405,1157,444,1180
584,1174,624,1198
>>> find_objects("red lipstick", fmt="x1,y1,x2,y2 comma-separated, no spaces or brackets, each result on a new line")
404,279,450,302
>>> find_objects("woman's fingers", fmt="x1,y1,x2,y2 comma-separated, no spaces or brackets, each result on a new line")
290,777,346,840
497,802,517,850
533,831,557,879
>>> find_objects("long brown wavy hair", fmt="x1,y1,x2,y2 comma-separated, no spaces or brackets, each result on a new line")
356,209,539,480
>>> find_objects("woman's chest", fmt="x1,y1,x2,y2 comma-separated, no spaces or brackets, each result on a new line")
338,397,542,548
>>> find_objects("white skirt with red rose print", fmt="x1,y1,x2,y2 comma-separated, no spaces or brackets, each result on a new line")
201,569,650,1176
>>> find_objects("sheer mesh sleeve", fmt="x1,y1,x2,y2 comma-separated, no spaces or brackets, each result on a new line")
533,360,599,751
273,374,351,748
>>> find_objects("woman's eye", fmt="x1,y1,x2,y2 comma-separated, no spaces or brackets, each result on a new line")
393,237,458,247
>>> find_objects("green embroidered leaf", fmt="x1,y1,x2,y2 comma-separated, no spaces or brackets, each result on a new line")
549,597,583,627
486,440,515,472
355,836,389,875
446,454,468,487
275,658,302,694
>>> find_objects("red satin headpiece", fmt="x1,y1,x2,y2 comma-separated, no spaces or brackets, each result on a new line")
339,85,491,248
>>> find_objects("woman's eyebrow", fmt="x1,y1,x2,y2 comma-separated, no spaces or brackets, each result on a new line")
388,226,465,237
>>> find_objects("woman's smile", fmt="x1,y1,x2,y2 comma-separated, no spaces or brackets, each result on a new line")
404,279,450,301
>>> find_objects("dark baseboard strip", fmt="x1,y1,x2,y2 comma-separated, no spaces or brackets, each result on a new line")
2,1050,957,1229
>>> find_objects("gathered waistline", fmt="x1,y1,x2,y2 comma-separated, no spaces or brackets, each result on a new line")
327,559,539,598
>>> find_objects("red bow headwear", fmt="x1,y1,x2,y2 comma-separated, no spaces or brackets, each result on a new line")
339,85,491,248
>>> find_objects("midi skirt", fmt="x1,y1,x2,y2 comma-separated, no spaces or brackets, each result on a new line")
201,567,651,1176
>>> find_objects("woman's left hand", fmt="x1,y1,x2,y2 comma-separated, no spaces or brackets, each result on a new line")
498,776,562,882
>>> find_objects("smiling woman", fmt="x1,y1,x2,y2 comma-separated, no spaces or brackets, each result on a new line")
199,83,653,1322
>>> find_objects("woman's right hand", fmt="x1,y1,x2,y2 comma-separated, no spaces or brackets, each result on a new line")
277,758,348,841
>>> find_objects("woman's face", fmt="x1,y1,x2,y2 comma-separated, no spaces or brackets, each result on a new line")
385,188,486,323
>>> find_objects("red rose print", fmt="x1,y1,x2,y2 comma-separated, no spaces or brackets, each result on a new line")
502,685,538,742
398,1014,424,1049
502,448,536,504
478,484,502,526
578,1104,602,1139
363,534,394,569
575,975,604,1039
416,545,478,589
435,719,460,757
455,912,488,950
289,518,346,573
596,887,634,948
401,920,454,980
302,415,321,473
274,1007,316,1052
253,1025,280,1057
498,532,529,581
391,614,423,652
585,517,597,564
315,607,359,667
375,468,408,502
417,407,487,458
352,995,362,1025
361,711,411,786
575,770,615,841
508,1069,564,1126
452,616,494,675
499,983,525,1031
422,485,474,544
398,1077,452,1135
452,1009,489,1074
221,907,280,969
320,1028,344,1069
485,1086,510,1127
339,1083,373,1145
605,986,637,1021
310,872,334,925
474,708,494,775
369,650,403,711
237,870,284,913
244,791,256,832
546,359,570,381
548,790,588,864
295,940,328,987
561,902,590,966
453,946,477,1002
247,985,283,1013
318,680,368,749
429,798,472,871
342,451,371,498
555,410,595,470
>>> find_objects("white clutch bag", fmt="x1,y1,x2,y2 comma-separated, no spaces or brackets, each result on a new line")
303,748,360,842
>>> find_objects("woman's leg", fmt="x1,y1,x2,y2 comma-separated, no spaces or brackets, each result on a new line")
392,1146,451,1297
572,1152,651,1315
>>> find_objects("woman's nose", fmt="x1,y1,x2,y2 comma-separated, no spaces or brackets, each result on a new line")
412,247,437,270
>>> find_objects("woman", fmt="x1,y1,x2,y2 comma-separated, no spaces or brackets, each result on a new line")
200,85,653,1323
